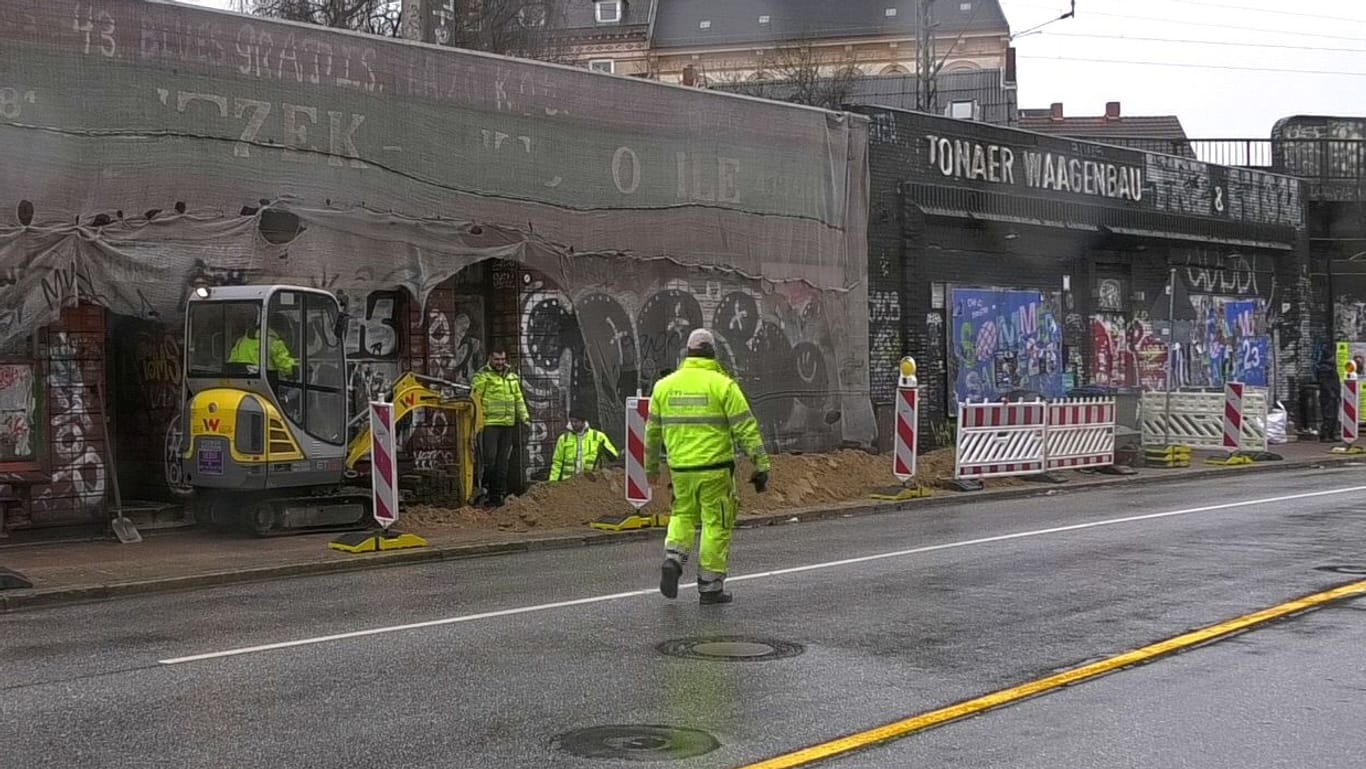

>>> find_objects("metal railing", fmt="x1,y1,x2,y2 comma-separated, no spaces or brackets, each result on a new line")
1099,137,1366,188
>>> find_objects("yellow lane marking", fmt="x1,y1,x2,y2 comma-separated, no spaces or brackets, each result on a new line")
736,578,1366,769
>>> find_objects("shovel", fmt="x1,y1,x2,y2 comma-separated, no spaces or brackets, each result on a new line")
95,383,140,544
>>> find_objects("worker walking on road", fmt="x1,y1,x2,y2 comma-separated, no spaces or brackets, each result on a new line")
646,328,770,605
549,411,618,482
473,349,530,507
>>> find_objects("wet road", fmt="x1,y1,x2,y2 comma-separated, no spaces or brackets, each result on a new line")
4,465,1366,768
835,601,1366,769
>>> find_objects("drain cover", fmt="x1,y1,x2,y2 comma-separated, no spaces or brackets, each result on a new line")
657,635,805,662
1315,565,1366,575
553,725,719,761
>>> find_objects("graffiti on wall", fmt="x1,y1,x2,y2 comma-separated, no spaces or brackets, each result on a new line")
0,363,36,462
426,299,484,386
869,289,902,403
1335,296,1366,342
1176,296,1270,387
520,280,586,479
949,288,1064,406
1145,154,1303,228
1273,117,1364,200
1185,252,1259,296
507,269,841,480
34,329,106,520
1090,314,1168,391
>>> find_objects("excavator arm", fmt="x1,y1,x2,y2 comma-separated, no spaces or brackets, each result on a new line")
346,373,482,505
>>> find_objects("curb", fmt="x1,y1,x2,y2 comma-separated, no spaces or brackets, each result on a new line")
2,454,1361,613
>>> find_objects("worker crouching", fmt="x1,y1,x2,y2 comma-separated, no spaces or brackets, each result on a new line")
549,411,619,482
645,328,771,605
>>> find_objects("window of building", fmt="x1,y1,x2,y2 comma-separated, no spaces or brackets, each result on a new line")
518,4,547,28
589,59,616,74
595,1,622,24
949,100,977,119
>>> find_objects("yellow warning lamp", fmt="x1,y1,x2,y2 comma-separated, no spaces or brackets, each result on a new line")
1348,360,1359,381
899,356,918,388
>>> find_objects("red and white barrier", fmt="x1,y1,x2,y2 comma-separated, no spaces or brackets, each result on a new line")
1222,382,1245,452
954,401,1048,480
624,396,651,509
1343,377,1360,444
1045,399,1116,471
893,383,918,482
370,400,399,528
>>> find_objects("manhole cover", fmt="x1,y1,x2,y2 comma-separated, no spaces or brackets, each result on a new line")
1315,565,1366,575
553,725,719,761
657,636,805,662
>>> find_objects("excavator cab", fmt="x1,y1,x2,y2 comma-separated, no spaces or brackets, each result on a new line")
180,285,479,535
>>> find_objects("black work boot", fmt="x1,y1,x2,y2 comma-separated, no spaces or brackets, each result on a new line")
699,591,733,605
659,559,682,599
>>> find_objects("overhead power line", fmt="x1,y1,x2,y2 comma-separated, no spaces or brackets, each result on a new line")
1040,31,1366,54
1020,55,1366,77
1003,1,1366,41
1144,0,1366,25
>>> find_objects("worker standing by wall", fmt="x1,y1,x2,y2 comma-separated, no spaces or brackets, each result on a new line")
473,349,530,507
646,329,770,605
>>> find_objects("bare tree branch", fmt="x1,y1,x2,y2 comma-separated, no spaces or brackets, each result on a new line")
712,40,863,111
249,0,571,61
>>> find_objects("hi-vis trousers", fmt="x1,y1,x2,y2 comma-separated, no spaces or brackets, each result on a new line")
663,467,737,593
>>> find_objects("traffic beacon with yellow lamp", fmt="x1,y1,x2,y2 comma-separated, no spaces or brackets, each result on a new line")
179,285,480,536
1332,359,1365,455
871,356,933,502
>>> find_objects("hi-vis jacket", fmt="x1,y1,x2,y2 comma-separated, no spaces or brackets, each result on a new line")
644,358,770,475
549,426,618,482
472,366,530,427
228,331,297,376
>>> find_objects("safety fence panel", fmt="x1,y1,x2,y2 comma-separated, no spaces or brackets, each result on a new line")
955,402,1047,480
1140,389,1268,452
1045,399,1116,471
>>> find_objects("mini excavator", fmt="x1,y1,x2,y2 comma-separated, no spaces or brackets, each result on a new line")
177,285,480,536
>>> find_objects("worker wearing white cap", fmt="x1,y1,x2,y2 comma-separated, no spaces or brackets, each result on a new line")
645,328,770,605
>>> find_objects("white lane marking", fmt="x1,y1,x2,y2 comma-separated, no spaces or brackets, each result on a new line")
160,484,1366,665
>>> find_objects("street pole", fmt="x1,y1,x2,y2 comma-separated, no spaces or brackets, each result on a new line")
1164,267,1176,446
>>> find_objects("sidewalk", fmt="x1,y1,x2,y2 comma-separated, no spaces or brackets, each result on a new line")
1,440,1358,612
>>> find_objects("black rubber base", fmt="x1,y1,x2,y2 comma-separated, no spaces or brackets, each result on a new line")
0,567,34,590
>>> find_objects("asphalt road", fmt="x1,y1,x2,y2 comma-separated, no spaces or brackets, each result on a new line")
835,602,1366,769
4,465,1366,768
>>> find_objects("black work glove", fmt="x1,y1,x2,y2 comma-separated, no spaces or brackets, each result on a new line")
751,470,769,494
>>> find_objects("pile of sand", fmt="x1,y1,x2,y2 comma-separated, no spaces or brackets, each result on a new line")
403,448,1003,534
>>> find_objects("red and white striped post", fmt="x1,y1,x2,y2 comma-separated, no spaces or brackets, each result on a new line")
624,396,652,510
893,356,919,483
1342,366,1360,445
1222,381,1245,454
370,400,399,529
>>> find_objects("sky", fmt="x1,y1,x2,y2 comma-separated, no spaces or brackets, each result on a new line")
173,0,1366,138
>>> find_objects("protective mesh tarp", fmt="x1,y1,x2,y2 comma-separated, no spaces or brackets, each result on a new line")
0,0,874,448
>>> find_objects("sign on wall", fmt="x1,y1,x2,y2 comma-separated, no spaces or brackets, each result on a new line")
948,288,1064,409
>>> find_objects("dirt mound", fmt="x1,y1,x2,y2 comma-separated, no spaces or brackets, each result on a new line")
402,447,1024,535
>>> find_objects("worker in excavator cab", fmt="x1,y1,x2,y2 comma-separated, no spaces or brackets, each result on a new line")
228,312,298,377
549,410,618,482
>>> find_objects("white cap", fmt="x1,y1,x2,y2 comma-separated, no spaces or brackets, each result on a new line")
687,328,715,350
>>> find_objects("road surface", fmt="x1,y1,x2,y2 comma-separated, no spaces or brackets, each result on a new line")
4,465,1366,768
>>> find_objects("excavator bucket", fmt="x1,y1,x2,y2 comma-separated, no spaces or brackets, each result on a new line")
347,373,481,505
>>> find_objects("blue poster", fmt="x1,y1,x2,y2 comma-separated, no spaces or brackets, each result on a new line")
1221,301,1267,386
950,288,1064,407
